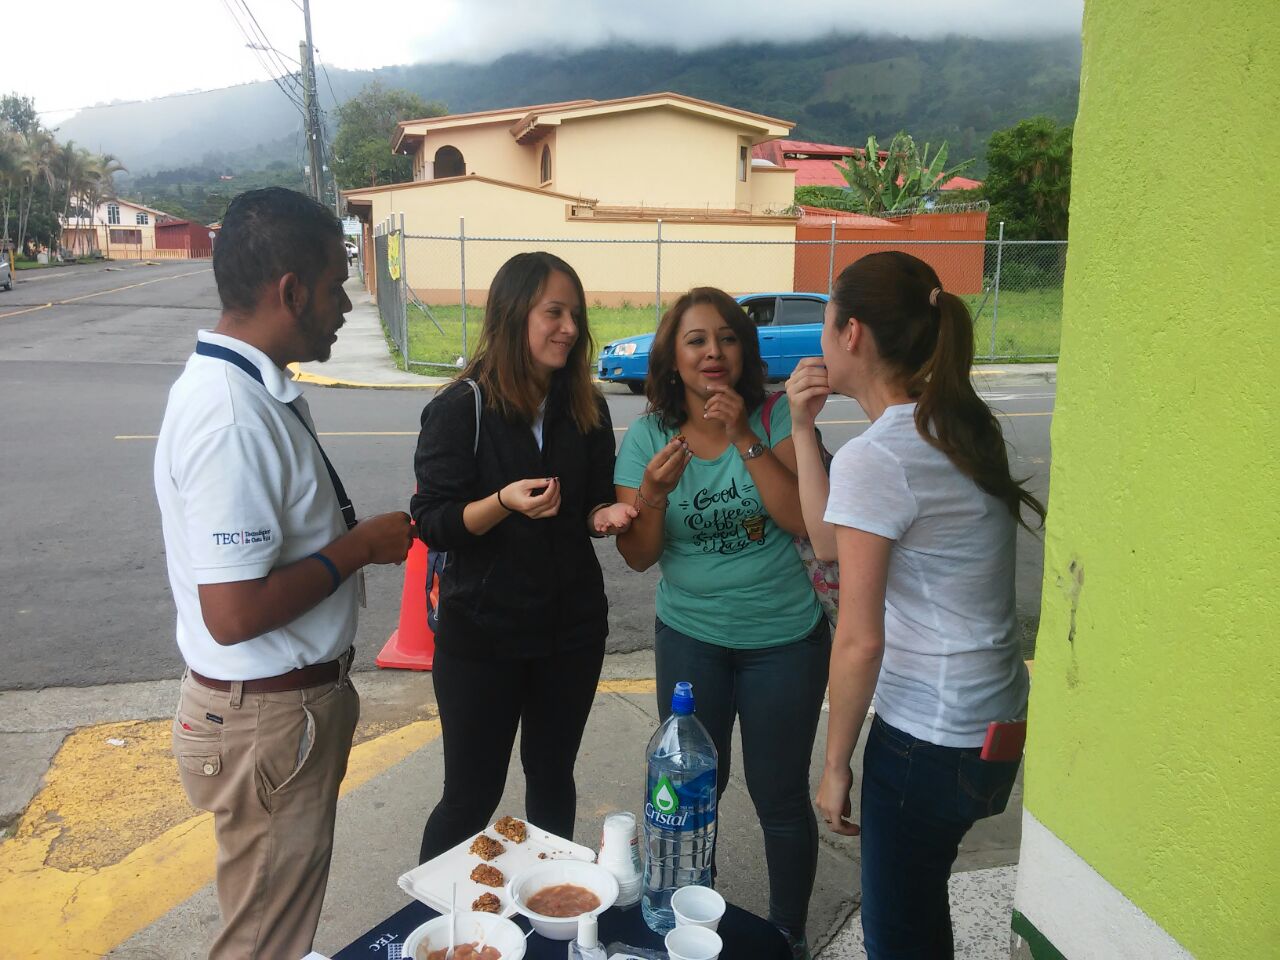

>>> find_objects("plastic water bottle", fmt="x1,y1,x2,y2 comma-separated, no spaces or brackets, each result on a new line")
641,681,718,934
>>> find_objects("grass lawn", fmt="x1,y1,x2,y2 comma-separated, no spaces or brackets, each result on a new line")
396,287,1064,371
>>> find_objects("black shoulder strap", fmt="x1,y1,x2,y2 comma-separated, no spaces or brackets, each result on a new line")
195,340,357,530
461,377,481,455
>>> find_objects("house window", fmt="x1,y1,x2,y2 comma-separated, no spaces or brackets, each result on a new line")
738,145,748,182
107,203,120,225
136,212,149,225
540,145,552,185
433,145,465,179
109,229,142,245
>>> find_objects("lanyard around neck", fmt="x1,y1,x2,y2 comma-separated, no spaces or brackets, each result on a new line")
195,340,358,530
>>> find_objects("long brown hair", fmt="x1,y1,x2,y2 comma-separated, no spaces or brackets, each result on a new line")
831,252,1046,528
645,286,766,430
460,251,601,432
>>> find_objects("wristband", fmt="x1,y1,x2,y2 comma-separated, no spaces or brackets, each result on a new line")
496,488,512,512
308,552,342,596
635,488,669,510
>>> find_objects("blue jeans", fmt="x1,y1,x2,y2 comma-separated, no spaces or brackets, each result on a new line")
655,615,830,936
859,715,1021,960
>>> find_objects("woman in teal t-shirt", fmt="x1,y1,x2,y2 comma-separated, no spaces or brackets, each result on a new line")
614,287,828,959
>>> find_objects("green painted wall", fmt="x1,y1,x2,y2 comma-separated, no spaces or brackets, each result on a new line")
1025,1,1279,956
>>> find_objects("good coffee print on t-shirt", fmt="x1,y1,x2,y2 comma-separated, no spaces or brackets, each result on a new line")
678,477,767,554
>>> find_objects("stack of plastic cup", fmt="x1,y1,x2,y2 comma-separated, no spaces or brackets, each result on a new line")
598,811,643,907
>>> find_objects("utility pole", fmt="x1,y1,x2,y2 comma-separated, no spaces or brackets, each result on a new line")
299,0,324,203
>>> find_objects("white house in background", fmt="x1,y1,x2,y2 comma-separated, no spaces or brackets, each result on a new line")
60,198,175,257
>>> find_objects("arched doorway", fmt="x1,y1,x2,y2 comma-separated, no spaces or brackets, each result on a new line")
434,145,465,179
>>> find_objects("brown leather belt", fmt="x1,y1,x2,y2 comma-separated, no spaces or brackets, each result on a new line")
190,647,353,694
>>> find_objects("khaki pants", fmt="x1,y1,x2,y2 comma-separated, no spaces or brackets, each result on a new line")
172,664,359,960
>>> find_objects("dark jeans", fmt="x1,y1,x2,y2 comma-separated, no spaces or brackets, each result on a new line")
418,641,606,864
655,615,831,935
859,715,1021,960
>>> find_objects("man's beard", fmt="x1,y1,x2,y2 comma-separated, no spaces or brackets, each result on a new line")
298,304,333,362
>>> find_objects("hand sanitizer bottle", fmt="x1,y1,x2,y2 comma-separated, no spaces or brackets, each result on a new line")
567,913,607,960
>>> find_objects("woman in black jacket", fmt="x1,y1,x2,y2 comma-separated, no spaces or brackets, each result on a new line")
411,252,636,862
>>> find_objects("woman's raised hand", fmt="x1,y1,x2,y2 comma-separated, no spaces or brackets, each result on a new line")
641,437,692,499
500,478,561,519
786,358,831,430
702,384,751,443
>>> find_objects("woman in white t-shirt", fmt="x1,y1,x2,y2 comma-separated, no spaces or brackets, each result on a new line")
787,252,1046,959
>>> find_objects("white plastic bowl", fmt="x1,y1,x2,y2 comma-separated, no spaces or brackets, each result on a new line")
402,910,527,960
507,859,619,940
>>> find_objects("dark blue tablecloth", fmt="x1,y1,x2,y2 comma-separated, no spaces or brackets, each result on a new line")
332,897,789,959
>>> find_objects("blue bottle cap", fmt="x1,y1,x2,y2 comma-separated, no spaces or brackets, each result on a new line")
671,681,695,716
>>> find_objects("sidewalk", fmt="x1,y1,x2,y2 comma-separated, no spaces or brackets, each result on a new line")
294,278,1057,392
0,651,1022,959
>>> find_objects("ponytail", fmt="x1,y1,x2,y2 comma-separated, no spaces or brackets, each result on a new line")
831,252,1046,529
916,292,1046,529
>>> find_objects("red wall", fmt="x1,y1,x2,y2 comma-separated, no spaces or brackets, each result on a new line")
795,210,988,294
155,221,214,257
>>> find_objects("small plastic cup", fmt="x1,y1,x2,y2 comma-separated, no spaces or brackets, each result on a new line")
665,924,723,960
671,885,726,931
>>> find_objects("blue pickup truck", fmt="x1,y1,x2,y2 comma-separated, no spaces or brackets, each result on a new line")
597,292,828,393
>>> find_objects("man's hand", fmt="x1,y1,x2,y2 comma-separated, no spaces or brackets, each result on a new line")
353,511,413,565
591,501,639,536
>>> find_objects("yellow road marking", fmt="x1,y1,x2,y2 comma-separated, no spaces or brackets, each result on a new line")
0,268,209,322
0,302,55,320
55,267,211,304
597,679,658,694
0,716,442,959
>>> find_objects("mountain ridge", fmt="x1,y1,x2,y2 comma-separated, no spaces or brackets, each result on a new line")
57,32,1081,177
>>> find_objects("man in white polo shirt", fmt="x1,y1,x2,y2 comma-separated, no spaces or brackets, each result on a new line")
154,187,412,959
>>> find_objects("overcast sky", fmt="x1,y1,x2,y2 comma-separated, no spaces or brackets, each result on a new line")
9,0,1083,125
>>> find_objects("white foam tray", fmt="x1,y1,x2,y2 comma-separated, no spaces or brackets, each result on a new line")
398,820,596,919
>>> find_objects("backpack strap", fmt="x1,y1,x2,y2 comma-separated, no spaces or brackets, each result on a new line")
760,391,784,444
461,377,481,455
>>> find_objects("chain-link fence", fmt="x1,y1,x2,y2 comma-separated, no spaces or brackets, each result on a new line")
372,217,408,361
370,216,1066,369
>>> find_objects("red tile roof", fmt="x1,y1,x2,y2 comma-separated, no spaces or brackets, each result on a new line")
755,141,981,190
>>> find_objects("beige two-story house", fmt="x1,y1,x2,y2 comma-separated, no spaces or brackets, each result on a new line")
343,93,800,304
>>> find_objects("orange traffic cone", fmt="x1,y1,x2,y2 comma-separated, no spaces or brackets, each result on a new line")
375,537,438,670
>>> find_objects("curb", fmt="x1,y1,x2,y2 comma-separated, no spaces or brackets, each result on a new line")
288,364,446,390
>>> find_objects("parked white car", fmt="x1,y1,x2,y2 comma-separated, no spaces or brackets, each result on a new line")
0,256,12,291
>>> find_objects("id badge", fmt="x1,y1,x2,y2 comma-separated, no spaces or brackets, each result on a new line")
357,569,367,608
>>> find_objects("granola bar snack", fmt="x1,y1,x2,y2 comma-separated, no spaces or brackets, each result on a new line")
468,834,505,861
470,863,504,887
493,816,527,844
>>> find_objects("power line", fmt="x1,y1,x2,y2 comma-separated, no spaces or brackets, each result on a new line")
234,0,301,85
218,0,305,113
316,50,340,109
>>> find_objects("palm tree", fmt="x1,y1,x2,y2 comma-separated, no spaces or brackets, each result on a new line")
0,127,21,250
15,128,57,257
81,153,126,256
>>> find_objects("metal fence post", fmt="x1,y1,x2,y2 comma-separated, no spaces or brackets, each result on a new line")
459,217,467,362
989,221,1005,361
398,212,407,363
827,219,837,296
655,218,663,328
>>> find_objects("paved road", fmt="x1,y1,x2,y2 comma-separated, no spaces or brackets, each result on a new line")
0,264,1053,689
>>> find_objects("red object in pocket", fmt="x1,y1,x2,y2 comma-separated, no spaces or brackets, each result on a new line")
980,720,1027,762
